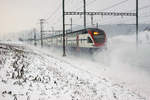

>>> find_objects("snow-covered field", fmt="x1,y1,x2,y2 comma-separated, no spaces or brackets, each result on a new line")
60,31,150,99
41,31,150,99
63,31,150,100
0,43,147,99
0,31,150,100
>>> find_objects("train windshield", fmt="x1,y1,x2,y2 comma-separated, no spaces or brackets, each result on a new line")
93,30,105,43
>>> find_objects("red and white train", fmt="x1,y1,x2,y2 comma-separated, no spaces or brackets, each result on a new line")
34,28,107,52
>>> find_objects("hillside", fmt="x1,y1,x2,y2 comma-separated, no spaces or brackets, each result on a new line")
0,43,146,100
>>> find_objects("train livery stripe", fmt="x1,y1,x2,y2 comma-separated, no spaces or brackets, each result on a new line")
88,30,105,47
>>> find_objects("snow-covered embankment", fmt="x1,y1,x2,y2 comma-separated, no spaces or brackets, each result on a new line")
0,43,145,100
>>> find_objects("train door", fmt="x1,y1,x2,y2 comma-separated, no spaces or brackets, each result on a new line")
76,34,80,51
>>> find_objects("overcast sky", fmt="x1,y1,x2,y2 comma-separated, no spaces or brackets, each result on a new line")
0,0,150,35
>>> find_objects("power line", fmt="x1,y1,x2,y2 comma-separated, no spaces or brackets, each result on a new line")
140,14,150,18
139,20,150,24
100,0,128,11
94,0,129,24
73,0,129,25
139,5,150,10
46,0,72,26
46,3,62,20
84,0,97,7
75,0,129,12
98,4,150,24
127,4,150,12
101,14,150,24
100,4,150,24
46,0,71,21
74,0,97,11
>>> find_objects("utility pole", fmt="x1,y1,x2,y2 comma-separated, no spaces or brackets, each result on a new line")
40,19,45,47
136,0,139,48
33,28,37,46
51,27,54,35
91,14,93,26
70,18,72,33
62,0,66,56
96,23,98,28
83,0,86,30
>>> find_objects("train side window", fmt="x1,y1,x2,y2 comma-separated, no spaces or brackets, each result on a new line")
87,37,93,43
83,30,87,34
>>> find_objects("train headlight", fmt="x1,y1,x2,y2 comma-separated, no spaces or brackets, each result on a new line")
93,32,99,35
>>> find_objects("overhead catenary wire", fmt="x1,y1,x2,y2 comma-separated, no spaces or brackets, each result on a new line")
127,4,150,12
46,0,89,29
46,2,62,20
100,0,129,11
72,0,130,28
45,0,150,30
74,0,98,11
99,4,150,24
75,0,130,25
102,14,150,24
46,0,78,28
46,0,71,22
139,5,150,10
140,14,150,18
139,19,150,24
47,0,130,28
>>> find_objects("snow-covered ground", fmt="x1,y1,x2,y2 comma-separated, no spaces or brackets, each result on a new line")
0,42,147,99
0,31,150,100
62,31,150,100
40,31,150,99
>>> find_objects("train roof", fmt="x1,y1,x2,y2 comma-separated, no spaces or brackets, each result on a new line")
43,28,105,39
30,28,105,40
66,28,103,34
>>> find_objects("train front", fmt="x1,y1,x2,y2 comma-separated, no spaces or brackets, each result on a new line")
88,28,107,50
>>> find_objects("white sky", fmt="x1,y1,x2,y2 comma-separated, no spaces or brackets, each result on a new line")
0,0,150,34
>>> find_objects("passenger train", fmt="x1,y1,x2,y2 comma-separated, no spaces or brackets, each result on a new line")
32,28,107,52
